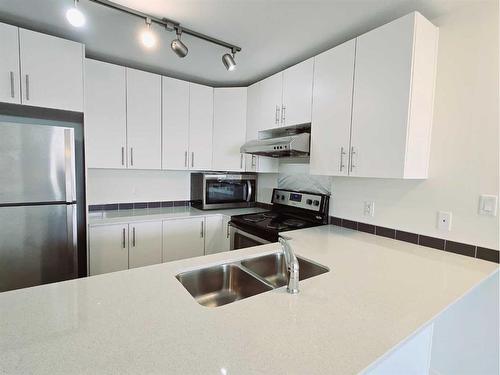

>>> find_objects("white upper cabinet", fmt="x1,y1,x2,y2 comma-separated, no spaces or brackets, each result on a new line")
162,76,190,170
259,72,283,130
19,28,83,112
213,87,247,171
128,221,163,269
126,68,162,170
85,59,127,169
310,40,356,176
162,217,205,262
0,23,20,104
281,58,314,126
350,12,438,178
189,83,214,170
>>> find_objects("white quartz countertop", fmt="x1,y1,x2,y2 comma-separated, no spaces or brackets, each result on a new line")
88,206,268,226
0,225,497,374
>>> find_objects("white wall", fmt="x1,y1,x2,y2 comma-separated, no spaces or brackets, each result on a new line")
258,2,499,250
86,169,190,204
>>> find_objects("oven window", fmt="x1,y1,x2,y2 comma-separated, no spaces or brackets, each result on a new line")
206,180,253,204
233,231,263,250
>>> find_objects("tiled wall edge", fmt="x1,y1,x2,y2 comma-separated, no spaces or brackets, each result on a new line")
89,200,193,212
329,216,499,264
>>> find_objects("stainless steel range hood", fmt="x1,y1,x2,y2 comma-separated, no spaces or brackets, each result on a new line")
240,132,310,157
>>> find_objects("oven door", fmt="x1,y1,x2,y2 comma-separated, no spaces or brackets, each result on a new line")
203,175,256,209
230,224,270,250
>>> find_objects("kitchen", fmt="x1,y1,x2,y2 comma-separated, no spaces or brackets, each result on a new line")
0,0,498,374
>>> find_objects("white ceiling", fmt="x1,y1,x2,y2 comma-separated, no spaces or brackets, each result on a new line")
0,0,473,86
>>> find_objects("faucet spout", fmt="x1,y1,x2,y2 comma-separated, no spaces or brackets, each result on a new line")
279,236,299,294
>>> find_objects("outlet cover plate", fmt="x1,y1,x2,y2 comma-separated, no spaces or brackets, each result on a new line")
437,211,452,232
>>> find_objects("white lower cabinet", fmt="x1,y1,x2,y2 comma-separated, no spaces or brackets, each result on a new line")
204,215,230,255
221,216,231,252
89,224,129,276
89,221,162,275
128,221,163,269
162,217,205,262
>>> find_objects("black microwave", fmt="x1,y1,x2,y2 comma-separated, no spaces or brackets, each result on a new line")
190,173,257,210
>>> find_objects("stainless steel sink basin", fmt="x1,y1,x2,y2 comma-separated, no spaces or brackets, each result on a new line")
241,253,329,288
176,264,273,307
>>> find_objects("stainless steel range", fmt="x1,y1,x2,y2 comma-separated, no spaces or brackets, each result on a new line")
229,189,330,250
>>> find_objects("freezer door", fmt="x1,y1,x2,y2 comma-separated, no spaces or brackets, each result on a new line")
0,204,77,292
0,123,75,204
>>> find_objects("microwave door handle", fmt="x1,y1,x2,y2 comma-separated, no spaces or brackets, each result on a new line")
246,180,252,202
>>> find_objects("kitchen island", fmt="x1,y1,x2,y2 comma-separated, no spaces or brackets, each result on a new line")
0,225,497,374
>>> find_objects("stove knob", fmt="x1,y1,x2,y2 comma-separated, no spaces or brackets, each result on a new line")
306,199,312,205
281,195,285,200
313,200,320,206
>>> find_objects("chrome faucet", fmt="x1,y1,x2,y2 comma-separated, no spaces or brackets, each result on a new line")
279,236,299,294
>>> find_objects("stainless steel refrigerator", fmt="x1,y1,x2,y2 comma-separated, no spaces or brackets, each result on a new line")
0,122,79,292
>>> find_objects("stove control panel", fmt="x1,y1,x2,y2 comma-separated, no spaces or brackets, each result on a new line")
272,189,324,212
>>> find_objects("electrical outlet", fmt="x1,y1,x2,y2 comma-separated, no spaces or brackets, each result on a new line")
437,211,452,232
364,201,375,217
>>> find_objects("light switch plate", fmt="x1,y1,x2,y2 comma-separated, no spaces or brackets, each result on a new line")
437,211,452,232
364,201,375,217
479,195,498,216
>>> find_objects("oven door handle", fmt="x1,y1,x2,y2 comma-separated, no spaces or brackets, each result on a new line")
246,180,253,202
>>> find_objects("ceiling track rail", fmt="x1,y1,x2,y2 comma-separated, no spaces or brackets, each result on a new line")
87,0,242,53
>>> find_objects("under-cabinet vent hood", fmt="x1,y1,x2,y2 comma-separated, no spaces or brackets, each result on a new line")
240,132,310,158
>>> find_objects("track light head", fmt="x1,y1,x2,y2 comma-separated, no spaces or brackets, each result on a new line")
141,17,156,49
66,0,85,28
171,30,188,58
222,51,237,71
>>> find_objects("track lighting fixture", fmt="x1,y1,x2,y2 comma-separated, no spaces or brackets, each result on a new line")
66,0,86,28
171,30,189,58
222,50,237,71
141,17,156,49
77,0,242,70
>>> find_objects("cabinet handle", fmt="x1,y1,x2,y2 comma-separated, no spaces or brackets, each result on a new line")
9,71,14,98
132,227,136,247
184,151,188,167
130,147,134,166
121,147,125,166
122,228,126,248
191,152,194,168
251,155,257,168
200,220,204,238
281,105,286,125
275,105,280,124
226,222,230,239
25,74,29,101
240,154,243,169
340,147,347,172
349,146,356,172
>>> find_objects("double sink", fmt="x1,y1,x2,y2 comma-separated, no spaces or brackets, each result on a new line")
176,252,329,307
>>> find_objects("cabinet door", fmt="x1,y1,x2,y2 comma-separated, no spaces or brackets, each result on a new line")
0,23,20,104
129,221,162,268
162,217,205,262
245,82,260,172
282,58,314,126
126,68,162,170
189,83,213,170
162,76,190,170
89,224,128,276
84,59,127,169
221,216,231,252
310,40,356,176
204,216,227,255
213,88,247,171
259,72,283,130
350,14,415,178
19,28,83,112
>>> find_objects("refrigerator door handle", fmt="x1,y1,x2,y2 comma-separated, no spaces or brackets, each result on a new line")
66,204,78,278
64,129,76,203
